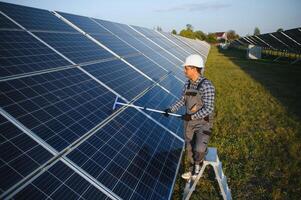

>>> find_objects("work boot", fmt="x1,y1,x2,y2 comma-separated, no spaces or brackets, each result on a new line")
194,164,200,175
191,164,200,179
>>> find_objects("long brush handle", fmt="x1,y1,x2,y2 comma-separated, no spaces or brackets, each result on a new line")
115,102,182,117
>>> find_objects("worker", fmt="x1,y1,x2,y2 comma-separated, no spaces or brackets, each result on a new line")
164,54,215,180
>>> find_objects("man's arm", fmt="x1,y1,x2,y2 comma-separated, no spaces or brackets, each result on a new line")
191,80,215,120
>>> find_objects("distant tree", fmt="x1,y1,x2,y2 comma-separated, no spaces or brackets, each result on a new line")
186,24,193,31
254,27,260,35
179,24,195,39
171,29,177,35
179,29,195,39
227,30,240,41
194,30,207,40
206,33,217,43
277,28,284,32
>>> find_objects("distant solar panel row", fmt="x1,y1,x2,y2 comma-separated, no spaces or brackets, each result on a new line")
0,2,210,199
232,27,301,53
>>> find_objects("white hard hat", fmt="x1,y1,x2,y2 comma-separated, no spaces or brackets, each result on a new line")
182,54,204,69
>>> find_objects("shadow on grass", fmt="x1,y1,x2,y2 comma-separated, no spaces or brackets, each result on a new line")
218,47,301,120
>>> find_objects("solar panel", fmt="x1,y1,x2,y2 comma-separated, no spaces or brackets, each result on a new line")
0,2,76,32
284,28,301,44
0,13,20,29
134,86,184,138
34,32,115,64
66,108,183,200
12,161,110,199
231,27,301,53
82,59,153,100
94,19,185,80
248,36,269,48
91,34,139,57
0,2,211,199
56,11,111,35
271,32,299,52
159,74,185,97
95,19,184,67
0,114,53,194
0,30,71,78
56,12,140,57
124,54,168,81
0,68,117,151
173,35,209,59
131,25,187,61
257,34,287,50
157,31,198,55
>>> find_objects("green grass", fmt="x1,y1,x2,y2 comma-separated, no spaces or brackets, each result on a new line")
172,46,301,200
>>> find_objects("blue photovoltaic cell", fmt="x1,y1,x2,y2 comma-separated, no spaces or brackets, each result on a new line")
0,13,20,29
34,32,115,64
94,19,185,80
13,161,109,200
55,12,139,57
0,68,116,151
91,34,139,56
175,35,209,57
159,32,198,55
0,30,71,78
94,19,184,67
135,86,184,138
57,12,111,35
124,54,167,81
83,59,153,100
95,19,157,55
67,108,183,200
131,26,187,61
146,53,186,81
0,2,76,32
0,114,53,194
159,74,185,98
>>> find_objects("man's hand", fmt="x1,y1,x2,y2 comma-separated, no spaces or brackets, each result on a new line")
181,114,192,121
164,108,171,117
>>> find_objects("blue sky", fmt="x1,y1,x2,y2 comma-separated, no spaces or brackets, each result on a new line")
2,0,301,36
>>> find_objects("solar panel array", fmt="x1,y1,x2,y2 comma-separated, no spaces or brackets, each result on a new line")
0,2,211,200
231,27,301,53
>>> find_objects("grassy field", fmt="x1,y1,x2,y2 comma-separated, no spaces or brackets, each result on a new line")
172,46,301,200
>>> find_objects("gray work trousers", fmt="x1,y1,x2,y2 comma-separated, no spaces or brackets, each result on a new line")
184,118,212,165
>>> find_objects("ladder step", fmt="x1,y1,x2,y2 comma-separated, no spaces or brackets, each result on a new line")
205,147,218,162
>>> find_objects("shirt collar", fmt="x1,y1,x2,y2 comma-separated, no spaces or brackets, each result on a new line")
188,75,204,85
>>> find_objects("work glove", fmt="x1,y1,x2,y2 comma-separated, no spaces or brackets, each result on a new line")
164,108,171,117
181,114,192,121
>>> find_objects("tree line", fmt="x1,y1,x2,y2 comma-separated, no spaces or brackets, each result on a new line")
155,24,284,43
169,24,240,43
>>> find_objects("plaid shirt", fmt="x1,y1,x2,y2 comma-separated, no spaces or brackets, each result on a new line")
170,76,215,120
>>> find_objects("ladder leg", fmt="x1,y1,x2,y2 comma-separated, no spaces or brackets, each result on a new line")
182,163,207,200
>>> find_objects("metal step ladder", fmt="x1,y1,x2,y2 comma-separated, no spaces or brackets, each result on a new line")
182,147,232,200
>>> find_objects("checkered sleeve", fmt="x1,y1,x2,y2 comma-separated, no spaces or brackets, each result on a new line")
169,82,188,112
191,79,215,120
